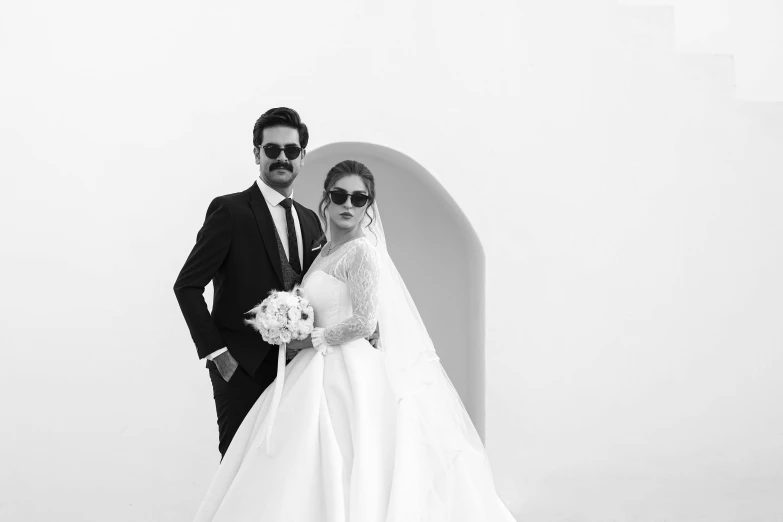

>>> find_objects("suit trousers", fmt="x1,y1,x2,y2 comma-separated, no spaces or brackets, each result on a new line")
207,352,280,459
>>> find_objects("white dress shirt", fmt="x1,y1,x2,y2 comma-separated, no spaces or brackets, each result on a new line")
204,178,304,361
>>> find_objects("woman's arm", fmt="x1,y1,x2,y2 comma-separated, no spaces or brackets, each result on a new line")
312,241,380,349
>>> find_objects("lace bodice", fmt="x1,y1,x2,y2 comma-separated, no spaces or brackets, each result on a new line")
301,237,380,346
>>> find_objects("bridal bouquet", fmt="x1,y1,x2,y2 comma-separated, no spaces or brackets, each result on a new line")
245,286,314,456
244,286,315,346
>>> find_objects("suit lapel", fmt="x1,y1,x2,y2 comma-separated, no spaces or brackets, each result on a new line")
248,184,285,286
294,200,321,272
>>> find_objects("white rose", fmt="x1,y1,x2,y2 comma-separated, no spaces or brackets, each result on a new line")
288,306,302,322
279,329,292,343
256,318,268,333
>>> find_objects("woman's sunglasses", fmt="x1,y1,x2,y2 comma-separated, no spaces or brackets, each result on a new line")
328,190,370,208
261,144,302,160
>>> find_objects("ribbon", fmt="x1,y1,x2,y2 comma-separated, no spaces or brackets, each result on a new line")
259,335,332,456
262,342,287,456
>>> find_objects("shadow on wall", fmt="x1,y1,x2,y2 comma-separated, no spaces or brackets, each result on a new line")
297,142,486,439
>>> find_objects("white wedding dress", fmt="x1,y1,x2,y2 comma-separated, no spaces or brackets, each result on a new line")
193,236,516,522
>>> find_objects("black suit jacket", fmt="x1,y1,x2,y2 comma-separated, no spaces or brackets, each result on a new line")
174,183,326,376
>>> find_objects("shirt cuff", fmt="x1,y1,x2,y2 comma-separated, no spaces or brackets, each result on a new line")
204,347,228,361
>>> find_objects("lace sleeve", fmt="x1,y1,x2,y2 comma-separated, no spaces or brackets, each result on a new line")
322,240,380,346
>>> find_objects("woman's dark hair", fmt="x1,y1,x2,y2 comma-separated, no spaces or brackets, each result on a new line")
252,107,309,149
318,160,376,243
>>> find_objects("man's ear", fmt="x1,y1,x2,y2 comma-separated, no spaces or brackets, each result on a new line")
300,149,306,166
253,146,261,164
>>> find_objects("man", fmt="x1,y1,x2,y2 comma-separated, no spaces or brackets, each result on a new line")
174,107,325,458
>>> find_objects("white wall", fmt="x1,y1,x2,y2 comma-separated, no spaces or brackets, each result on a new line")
1,1,782,521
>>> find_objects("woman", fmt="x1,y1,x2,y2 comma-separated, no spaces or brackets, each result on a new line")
194,160,516,521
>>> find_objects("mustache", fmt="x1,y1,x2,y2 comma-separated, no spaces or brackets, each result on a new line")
269,162,293,172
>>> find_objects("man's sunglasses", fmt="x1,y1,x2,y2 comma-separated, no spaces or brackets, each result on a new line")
261,144,303,160
328,191,370,208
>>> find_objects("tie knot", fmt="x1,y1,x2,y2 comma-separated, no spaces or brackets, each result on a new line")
279,198,293,210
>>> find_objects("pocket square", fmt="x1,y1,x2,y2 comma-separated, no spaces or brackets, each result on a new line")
311,244,322,252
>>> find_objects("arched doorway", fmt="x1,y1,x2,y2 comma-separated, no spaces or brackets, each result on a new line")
297,142,486,439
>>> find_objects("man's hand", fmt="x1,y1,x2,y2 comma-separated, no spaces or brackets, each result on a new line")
366,323,380,349
285,337,311,363
286,335,312,354
214,350,239,382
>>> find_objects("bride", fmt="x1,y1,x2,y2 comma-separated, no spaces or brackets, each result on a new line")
193,160,516,521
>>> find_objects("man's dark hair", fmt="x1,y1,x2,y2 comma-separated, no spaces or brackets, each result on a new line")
252,107,309,149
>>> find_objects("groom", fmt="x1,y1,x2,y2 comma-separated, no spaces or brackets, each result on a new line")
174,107,326,458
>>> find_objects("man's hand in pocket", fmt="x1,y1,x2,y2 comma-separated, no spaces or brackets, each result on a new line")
214,351,239,382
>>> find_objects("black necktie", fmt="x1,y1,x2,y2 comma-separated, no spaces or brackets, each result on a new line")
279,198,302,274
